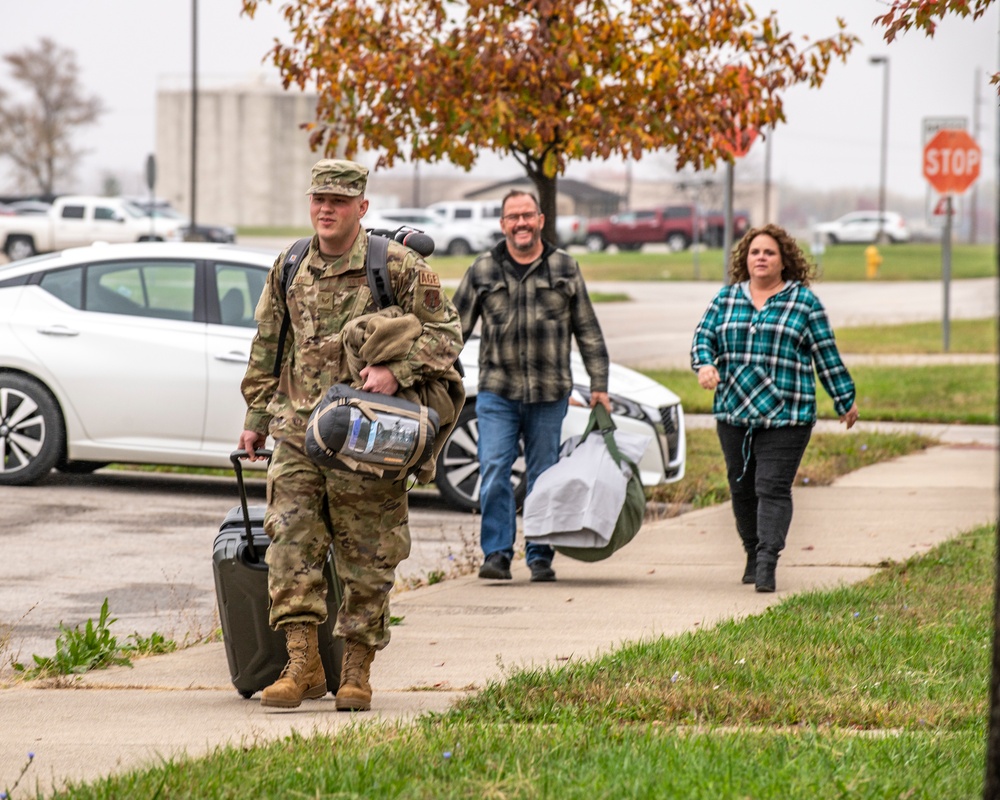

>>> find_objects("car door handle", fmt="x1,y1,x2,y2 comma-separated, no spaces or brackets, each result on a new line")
37,325,80,337
214,350,250,363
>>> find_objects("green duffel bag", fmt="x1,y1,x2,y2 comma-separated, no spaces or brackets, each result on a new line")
524,405,648,563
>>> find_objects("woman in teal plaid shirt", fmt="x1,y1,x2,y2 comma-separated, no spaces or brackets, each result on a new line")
691,224,859,593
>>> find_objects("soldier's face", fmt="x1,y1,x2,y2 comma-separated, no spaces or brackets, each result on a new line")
310,193,369,252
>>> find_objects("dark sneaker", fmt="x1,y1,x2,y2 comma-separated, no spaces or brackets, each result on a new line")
478,552,512,580
529,561,556,582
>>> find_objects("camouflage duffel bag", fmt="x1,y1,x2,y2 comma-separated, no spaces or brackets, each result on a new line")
306,384,440,480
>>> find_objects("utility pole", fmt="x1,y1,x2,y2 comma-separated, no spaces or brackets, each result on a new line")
869,56,890,243
722,160,734,285
971,68,982,244
190,0,199,229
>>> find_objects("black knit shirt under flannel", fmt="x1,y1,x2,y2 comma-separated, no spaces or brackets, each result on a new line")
452,240,609,403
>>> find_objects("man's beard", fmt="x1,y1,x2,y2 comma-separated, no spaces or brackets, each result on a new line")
510,228,538,252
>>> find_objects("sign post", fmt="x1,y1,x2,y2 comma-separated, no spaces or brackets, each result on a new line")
922,130,982,352
145,154,157,240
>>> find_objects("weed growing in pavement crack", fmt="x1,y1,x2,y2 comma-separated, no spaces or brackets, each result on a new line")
11,598,176,680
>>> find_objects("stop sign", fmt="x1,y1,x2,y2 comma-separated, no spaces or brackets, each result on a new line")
923,129,982,194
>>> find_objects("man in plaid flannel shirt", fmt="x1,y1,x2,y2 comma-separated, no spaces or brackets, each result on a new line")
452,189,611,583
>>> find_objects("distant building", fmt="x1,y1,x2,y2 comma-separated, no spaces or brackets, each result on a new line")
156,81,322,228
463,177,623,219
155,82,778,233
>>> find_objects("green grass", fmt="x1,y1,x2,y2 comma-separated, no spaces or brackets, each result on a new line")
647,428,932,509
11,598,176,679
47,526,993,799
422,242,996,282
645,363,997,425
835,317,997,354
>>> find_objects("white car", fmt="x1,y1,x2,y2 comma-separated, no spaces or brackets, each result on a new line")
813,211,910,245
0,241,685,512
441,338,685,511
367,207,495,257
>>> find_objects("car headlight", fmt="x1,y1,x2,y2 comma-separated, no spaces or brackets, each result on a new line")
569,385,644,420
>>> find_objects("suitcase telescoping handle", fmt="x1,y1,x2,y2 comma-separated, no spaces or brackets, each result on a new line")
230,449,272,564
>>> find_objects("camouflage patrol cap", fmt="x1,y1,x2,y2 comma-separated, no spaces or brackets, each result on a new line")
306,159,368,197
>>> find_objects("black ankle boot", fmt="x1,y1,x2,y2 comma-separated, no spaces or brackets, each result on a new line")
742,553,757,584
755,561,776,593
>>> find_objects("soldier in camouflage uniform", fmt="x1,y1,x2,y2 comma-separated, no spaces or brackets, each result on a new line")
238,159,463,711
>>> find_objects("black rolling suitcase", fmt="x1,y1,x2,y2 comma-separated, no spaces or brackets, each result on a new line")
212,449,344,699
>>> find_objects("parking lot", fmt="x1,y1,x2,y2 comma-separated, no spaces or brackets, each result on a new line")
2,469,477,664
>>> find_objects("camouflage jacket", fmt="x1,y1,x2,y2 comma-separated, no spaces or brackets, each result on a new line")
241,231,463,439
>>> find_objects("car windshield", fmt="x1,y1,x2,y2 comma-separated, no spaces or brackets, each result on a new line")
120,201,152,220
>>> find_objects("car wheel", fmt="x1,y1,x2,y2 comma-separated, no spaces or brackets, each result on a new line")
666,232,690,252
5,236,37,261
584,234,606,252
825,233,838,246
446,238,472,256
0,374,65,486
434,404,527,512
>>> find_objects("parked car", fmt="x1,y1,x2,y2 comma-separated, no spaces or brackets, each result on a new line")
7,200,52,215
440,337,685,511
427,199,587,250
126,199,237,244
812,211,910,245
426,200,504,251
585,205,750,253
0,241,686,510
365,207,495,257
557,214,589,248
0,196,185,261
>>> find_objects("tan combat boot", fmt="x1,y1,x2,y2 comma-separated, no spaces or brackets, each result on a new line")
335,640,377,711
260,623,327,708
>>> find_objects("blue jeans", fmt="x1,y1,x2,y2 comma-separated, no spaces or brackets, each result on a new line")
476,390,569,566
716,421,812,564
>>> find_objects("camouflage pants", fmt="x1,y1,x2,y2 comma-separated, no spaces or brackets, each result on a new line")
264,436,410,649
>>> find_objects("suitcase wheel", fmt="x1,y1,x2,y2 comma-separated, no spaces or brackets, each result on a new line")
239,689,254,699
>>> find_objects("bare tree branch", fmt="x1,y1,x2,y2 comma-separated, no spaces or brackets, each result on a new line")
0,38,104,195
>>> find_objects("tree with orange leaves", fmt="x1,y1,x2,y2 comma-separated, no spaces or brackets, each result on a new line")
874,0,997,88
242,0,857,242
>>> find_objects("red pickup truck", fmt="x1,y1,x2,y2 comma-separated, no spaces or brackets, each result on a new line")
584,205,750,253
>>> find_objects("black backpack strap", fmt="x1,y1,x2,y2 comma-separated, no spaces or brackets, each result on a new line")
365,234,394,309
272,237,312,378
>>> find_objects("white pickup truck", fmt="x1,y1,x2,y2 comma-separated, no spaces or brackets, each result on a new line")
428,199,588,249
0,195,183,261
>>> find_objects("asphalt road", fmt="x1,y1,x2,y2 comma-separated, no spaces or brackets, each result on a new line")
2,470,477,665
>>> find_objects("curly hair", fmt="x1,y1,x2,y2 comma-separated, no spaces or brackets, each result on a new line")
728,224,816,286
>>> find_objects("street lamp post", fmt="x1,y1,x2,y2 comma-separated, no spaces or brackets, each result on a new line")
869,55,890,243
763,127,773,223
190,0,199,230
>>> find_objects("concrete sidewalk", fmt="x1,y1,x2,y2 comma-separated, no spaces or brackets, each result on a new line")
1,438,996,797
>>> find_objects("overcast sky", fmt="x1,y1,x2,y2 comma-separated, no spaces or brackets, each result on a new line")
5,1,998,201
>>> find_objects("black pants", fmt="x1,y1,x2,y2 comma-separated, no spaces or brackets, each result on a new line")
716,421,812,564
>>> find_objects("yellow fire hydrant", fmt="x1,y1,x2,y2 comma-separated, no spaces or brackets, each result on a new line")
865,244,882,280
